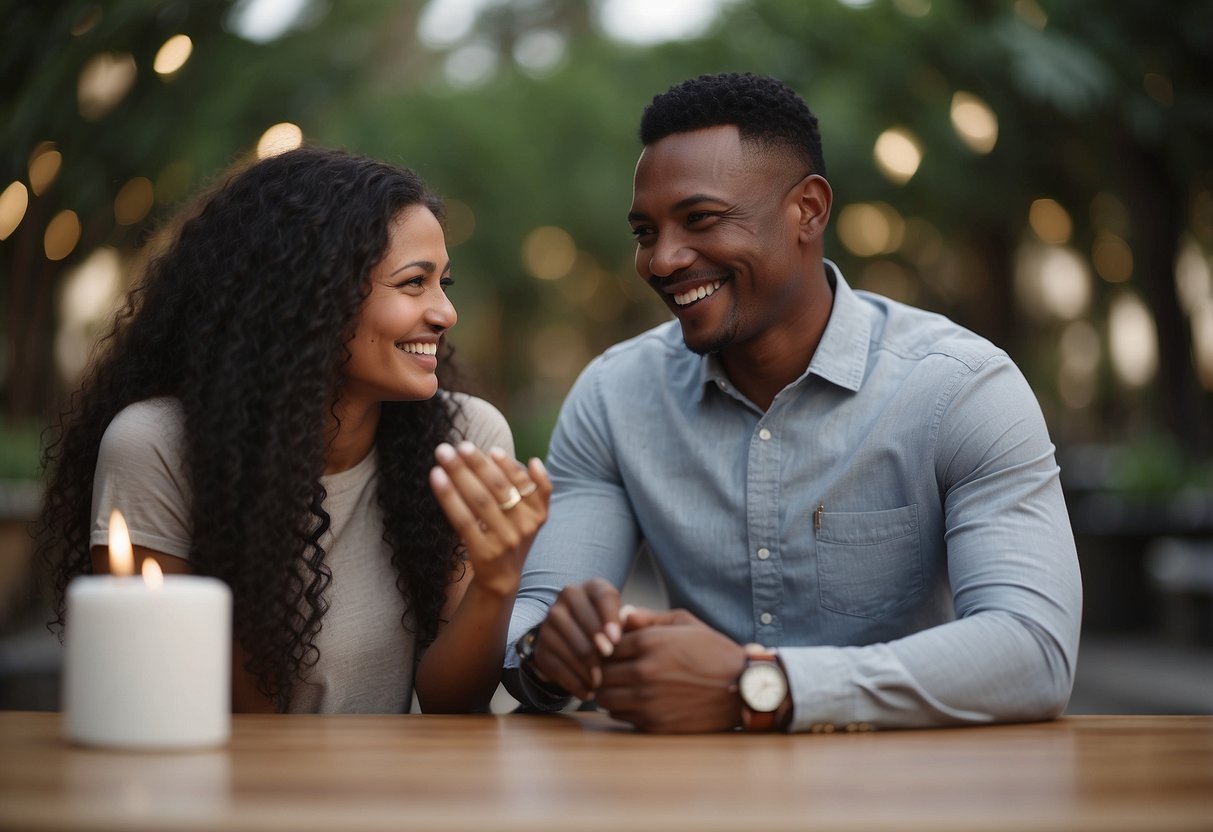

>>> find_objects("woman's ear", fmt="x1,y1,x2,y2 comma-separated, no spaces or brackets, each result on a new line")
795,174,832,244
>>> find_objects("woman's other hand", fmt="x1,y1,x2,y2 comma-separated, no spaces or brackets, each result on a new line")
429,441,551,597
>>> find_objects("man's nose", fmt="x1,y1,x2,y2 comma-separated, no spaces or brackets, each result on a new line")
648,236,696,277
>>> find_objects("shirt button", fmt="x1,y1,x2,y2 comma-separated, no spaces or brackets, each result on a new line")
717,380,727,390
757,547,770,560
758,428,772,440
760,612,773,625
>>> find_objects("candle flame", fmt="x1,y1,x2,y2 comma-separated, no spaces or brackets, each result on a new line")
108,509,134,577
141,556,164,589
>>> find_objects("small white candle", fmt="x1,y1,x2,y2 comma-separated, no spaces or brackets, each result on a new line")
63,509,232,749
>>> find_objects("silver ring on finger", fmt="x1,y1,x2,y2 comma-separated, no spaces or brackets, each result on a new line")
499,487,523,511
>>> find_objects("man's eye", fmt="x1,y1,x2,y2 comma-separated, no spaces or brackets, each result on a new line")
687,212,711,224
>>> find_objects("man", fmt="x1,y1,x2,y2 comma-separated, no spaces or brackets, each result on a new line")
503,72,1081,733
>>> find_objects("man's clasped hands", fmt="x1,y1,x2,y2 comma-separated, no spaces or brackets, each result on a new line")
528,577,754,733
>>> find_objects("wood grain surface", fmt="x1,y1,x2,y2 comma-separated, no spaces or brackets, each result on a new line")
1,711,1210,831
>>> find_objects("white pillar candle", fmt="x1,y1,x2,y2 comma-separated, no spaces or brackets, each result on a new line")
62,510,232,749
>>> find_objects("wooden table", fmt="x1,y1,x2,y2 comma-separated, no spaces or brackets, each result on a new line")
1,711,1210,831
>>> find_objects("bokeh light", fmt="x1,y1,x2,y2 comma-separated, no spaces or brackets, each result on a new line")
78,52,137,120
874,127,922,185
1015,242,1091,321
28,143,62,196
1029,198,1073,245
522,226,577,280
1058,320,1101,409
513,29,566,75
256,122,303,158
55,247,124,382
44,210,82,261
1108,292,1158,388
1092,233,1133,283
893,0,931,16
0,182,30,240
950,91,998,154
1193,300,1213,390
444,41,499,88
1175,236,1212,315
114,177,155,226
837,202,905,257
153,35,194,77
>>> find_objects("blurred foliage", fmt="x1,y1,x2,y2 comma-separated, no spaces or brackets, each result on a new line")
1111,435,1213,495
0,421,42,481
2,0,1212,487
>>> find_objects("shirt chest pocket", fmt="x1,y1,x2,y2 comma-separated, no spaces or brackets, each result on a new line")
814,504,923,619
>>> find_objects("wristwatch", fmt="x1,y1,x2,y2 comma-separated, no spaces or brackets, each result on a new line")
515,623,544,669
738,645,790,732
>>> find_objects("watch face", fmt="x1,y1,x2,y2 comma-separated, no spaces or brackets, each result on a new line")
740,662,787,713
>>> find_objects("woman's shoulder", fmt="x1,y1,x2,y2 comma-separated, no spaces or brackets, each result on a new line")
102,397,186,458
442,391,513,456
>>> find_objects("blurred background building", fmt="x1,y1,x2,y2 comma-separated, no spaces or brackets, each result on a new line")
2,0,1211,713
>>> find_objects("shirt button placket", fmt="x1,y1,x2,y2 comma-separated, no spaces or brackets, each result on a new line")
749,420,781,639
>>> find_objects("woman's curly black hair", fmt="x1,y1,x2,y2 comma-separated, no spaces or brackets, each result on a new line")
36,146,465,709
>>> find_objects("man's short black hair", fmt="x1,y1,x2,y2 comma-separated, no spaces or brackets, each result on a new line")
639,72,827,178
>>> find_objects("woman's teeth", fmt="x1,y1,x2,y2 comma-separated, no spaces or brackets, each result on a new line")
674,280,722,307
399,342,437,355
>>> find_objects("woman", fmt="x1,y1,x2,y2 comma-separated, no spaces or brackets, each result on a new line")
36,146,551,713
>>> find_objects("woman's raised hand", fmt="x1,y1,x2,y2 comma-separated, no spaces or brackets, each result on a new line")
429,442,551,597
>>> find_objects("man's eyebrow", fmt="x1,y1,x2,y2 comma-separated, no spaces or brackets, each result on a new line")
628,193,729,223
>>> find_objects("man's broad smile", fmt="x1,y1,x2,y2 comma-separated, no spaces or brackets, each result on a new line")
673,279,724,307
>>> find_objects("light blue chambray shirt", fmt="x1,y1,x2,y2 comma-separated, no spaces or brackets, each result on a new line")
505,263,1082,731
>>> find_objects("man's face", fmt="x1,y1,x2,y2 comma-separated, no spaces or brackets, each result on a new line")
628,125,811,356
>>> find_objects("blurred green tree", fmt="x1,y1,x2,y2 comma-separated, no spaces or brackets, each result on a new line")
2,0,1210,476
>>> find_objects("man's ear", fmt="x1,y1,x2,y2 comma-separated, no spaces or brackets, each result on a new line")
795,174,832,244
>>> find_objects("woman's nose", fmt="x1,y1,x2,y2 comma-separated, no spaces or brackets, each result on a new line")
427,288,457,330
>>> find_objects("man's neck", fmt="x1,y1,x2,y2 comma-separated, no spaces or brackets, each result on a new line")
721,274,834,411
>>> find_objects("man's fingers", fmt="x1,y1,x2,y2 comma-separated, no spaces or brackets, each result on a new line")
585,578,623,649
621,606,700,631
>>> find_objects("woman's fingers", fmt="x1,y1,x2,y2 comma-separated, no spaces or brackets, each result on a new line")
488,447,552,520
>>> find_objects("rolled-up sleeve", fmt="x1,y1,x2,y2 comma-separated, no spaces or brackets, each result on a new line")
503,359,643,708
781,356,1082,730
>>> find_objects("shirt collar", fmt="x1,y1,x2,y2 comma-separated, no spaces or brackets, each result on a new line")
697,259,871,399
806,260,869,393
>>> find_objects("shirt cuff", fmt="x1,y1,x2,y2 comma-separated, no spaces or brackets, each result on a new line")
501,664,572,713
777,646,867,733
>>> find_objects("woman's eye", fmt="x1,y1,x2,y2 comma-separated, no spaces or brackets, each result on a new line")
398,276,425,289
440,277,454,289
630,226,654,240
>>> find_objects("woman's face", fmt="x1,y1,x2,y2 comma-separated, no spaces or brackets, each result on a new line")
342,205,456,405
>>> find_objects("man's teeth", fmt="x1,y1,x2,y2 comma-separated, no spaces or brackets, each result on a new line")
673,280,722,307
399,342,437,355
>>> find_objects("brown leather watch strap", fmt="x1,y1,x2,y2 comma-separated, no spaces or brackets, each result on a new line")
739,646,791,732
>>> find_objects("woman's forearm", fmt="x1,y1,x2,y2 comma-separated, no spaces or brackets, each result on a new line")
414,579,516,713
